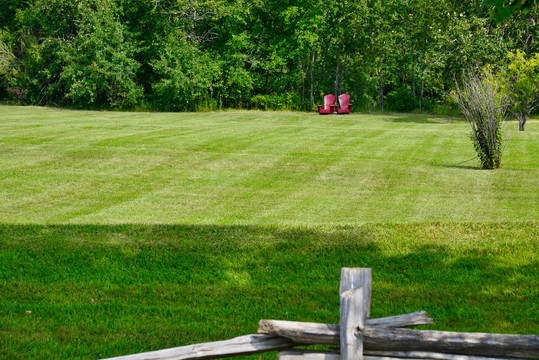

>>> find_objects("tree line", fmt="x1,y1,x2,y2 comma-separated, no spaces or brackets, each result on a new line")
0,0,537,112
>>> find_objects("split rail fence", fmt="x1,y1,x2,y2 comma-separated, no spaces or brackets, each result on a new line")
101,268,539,360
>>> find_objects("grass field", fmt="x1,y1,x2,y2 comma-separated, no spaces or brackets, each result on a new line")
0,106,537,359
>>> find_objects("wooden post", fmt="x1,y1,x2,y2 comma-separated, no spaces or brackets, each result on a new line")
340,268,372,360
339,268,372,319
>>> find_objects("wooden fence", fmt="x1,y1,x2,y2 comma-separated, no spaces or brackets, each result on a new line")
101,268,538,360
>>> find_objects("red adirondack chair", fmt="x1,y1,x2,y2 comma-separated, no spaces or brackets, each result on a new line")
317,94,336,114
336,94,352,114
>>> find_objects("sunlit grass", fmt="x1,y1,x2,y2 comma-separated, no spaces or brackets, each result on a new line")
0,106,537,224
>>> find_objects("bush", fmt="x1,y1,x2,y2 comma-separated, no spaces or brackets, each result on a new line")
0,35,16,101
431,92,460,116
251,92,303,111
455,70,507,169
386,86,416,112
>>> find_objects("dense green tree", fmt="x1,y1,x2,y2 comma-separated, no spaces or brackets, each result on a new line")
0,0,536,114
56,0,143,108
3,0,79,104
221,32,255,108
4,34,61,104
496,50,539,130
15,0,79,38
484,0,537,22
495,6,539,54
151,34,222,111
0,0,27,32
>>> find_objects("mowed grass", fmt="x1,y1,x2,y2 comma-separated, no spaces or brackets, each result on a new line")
1,106,537,224
0,106,537,359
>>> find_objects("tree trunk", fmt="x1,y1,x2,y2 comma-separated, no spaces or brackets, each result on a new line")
519,106,532,131
519,115,526,131
300,58,305,105
514,106,530,131
402,47,406,85
339,62,345,96
378,66,384,112
410,6,415,99
265,69,269,95
317,48,326,101
310,52,317,107
334,46,341,99
419,77,424,112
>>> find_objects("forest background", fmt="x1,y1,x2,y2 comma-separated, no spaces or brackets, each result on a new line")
0,0,537,113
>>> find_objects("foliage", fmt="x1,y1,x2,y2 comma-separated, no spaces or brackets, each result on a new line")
2,0,143,108
0,36,16,77
221,32,255,109
0,0,537,112
495,50,539,130
484,0,537,22
455,70,508,169
251,92,303,111
0,33,18,99
151,35,222,111
56,1,143,109
386,86,417,112
4,36,48,104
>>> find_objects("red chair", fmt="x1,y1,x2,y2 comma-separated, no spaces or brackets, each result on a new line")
336,94,352,114
317,94,336,114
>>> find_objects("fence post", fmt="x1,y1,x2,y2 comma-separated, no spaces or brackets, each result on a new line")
339,268,372,360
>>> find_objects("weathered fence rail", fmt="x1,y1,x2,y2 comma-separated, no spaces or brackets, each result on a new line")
101,268,539,360
259,321,539,358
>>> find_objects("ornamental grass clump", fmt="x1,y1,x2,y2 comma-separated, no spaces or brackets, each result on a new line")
456,71,508,169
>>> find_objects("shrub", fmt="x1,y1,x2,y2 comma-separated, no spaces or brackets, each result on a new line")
455,70,507,169
0,36,17,100
251,92,302,111
386,86,416,112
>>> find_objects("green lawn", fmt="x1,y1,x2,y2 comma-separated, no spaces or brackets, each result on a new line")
0,106,537,359
1,106,537,224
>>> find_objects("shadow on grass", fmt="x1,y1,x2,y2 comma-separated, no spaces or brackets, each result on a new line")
432,162,480,170
380,113,466,124
0,223,536,360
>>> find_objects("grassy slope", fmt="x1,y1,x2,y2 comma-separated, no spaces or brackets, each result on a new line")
0,106,537,359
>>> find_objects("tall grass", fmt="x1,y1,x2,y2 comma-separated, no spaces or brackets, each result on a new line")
456,71,507,169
